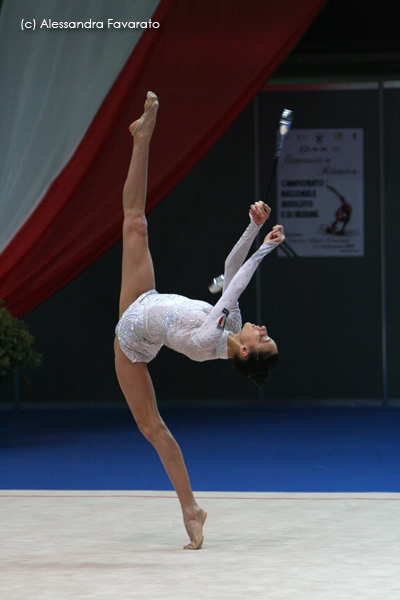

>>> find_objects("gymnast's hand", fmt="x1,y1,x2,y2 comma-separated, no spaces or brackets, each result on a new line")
264,224,285,244
249,201,271,226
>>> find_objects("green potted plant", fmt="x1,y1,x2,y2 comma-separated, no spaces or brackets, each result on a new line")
0,301,42,388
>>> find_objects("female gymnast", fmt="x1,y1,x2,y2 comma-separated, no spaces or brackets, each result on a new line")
114,92,285,550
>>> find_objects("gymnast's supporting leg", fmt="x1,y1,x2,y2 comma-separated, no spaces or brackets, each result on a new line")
115,344,206,549
115,93,206,549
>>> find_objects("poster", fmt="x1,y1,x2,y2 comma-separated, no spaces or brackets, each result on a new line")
277,128,364,257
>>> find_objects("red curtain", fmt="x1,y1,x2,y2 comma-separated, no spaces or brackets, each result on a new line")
0,0,326,316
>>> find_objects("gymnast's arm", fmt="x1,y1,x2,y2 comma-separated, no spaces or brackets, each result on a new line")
222,201,271,293
193,226,284,348
220,227,283,314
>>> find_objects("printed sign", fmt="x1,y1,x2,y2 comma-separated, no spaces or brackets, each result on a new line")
277,129,364,256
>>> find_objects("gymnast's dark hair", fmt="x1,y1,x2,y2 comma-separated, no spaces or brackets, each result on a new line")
233,350,278,386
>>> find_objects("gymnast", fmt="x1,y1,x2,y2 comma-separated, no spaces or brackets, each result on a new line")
114,92,285,550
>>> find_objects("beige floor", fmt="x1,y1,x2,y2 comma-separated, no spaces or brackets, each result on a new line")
1,491,399,599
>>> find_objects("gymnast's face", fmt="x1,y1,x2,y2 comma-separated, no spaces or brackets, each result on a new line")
240,322,277,356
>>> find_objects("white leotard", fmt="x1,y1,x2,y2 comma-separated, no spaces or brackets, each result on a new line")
116,219,280,363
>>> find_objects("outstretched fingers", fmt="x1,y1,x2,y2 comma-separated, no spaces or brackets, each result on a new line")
249,201,271,226
264,224,285,244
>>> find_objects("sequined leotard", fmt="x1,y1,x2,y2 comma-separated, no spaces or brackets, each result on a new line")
116,219,280,363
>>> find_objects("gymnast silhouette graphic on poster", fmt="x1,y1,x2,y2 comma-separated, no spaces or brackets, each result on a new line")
323,184,352,235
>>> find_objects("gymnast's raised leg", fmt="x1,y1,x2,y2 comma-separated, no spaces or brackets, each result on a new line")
114,92,206,549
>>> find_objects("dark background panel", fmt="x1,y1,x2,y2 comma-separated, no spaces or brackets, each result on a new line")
275,0,400,79
256,88,382,400
384,87,400,399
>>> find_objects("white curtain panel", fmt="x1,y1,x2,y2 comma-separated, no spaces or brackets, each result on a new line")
0,0,160,252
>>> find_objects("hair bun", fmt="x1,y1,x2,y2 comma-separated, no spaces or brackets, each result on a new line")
233,351,278,387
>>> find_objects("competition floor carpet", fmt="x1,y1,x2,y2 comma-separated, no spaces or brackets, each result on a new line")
1,406,400,598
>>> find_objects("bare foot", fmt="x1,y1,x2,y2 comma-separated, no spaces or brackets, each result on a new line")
184,509,207,550
128,91,159,140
